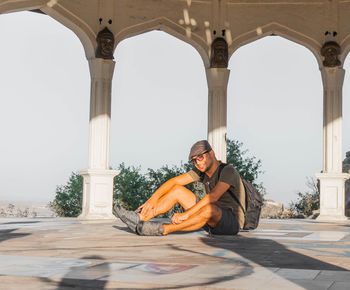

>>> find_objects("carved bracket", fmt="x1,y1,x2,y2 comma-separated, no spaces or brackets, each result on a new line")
96,27,115,60
210,37,228,68
321,41,341,67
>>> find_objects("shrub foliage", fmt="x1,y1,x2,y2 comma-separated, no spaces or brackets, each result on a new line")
48,172,83,217
226,139,265,197
289,177,320,216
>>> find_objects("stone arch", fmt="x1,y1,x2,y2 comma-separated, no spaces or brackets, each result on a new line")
0,9,90,203
340,35,350,175
227,34,323,206
110,29,208,169
0,1,95,59
41,5,95,59
340,35,350,65
0,0,46,14
114,17,210,68
228,22,323,68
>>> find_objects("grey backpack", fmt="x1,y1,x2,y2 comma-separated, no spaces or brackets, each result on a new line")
218,163,263,230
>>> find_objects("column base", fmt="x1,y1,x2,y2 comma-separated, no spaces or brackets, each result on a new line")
77,169,120,220
316,172,350,221
316,214,349,221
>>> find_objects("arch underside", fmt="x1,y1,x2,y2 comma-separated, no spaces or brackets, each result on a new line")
0,0,96,59
114,17,210,68
4,1,350,66
228,22,323,68
0,0,46,14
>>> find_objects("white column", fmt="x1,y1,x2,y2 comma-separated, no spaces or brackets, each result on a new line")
78,58,120,220
317,67,350,221
206,68,230,162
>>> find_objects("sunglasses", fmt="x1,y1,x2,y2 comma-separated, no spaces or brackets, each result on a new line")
191,150,210,164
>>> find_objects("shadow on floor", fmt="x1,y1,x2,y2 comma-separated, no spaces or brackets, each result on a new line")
2,221,41,225
200,235,346,270
113,225,134,233
145,234,349,289
38,256,110,289
56,255,110,290
114,224,202,235
196,235,348,289
0,229,31,243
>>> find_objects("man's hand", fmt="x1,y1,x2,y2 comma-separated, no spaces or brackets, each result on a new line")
171,212,189,224
137,198,158,220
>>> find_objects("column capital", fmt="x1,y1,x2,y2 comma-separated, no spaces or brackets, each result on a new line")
321,66,345,73
205,68,230,88
321,67,345,89
88,58,116,80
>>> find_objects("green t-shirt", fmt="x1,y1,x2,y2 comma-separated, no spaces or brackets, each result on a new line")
188,162,246,229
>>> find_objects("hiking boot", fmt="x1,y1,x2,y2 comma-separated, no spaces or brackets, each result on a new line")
136,220,164,236
114,204,140,233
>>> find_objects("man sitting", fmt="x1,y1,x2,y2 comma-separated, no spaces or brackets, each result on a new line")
114,140,245,236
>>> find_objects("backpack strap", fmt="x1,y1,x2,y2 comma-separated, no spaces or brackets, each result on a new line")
217,162,227,180
217,162,246,214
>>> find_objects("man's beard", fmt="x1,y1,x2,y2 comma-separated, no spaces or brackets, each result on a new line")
203,159,213,173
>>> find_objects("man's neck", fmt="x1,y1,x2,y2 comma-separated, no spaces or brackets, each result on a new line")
205,160,220,178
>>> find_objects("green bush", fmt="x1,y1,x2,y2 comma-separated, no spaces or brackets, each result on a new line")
50,138,264,217
113,163,152,210
48,172,83,217
289,177,320,216
226,139,266,198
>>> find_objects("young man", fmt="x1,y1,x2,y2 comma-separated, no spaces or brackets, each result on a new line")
114,140,245,236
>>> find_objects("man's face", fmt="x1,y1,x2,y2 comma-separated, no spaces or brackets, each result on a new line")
192,150,213,173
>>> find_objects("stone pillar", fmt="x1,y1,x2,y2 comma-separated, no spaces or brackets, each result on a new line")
317,57,350,220
207,37,230,162
206,68,230,162
78,58,119,220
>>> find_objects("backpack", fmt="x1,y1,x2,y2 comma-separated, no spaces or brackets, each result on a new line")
217,163,263,230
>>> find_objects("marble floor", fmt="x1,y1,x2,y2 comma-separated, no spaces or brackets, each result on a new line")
0,217,349,289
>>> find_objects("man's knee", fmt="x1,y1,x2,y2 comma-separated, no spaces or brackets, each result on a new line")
172,184,186,192
199,204,222,220
167,184,185,199
169,185,195,200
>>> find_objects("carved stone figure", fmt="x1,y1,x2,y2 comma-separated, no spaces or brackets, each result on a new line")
210,37,228,68
343,151,350,216
321,41,341,67
96,27,114,59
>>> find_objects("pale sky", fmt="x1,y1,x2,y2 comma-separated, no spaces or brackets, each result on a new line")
0,11,349,205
